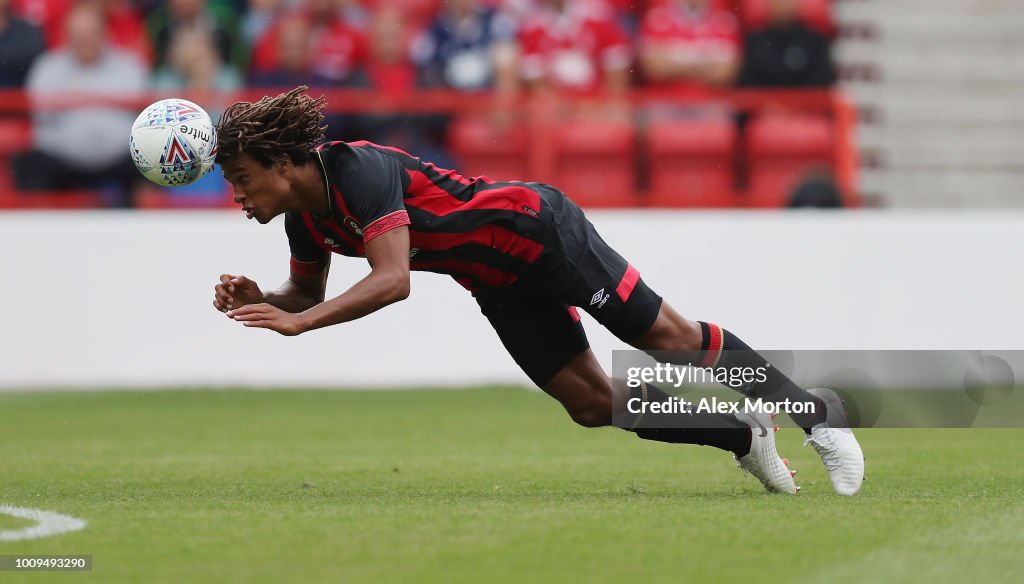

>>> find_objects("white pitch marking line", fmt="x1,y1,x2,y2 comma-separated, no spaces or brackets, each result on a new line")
0,505,87,542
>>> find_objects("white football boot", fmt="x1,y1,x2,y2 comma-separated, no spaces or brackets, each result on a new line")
804,387,865,496
734,408,799,494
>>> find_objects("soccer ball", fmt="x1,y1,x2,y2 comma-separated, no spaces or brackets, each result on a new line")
129,98,217,187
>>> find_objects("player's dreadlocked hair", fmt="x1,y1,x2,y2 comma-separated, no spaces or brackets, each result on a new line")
215,86,327,168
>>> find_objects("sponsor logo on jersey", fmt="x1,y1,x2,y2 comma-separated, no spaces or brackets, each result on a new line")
590,288,610,308
344,217,363,236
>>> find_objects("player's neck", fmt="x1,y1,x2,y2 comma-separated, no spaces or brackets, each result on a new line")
292,162,331,217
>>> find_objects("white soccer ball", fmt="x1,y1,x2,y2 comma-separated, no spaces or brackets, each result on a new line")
129,98,217,187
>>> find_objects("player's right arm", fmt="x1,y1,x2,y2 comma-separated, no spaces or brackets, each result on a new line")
212,260,329,315
213,273,263,313
263,256,331,313
213,213,331,315
259,211,332,313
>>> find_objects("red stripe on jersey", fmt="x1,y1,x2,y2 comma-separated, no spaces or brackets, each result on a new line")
409,224,544,263
410,258,519,289
615,264,640,302
303,212,362,252
363,210,411,243
331,186,359,223
568,306,581,323
700,323,724,367
404,173,541,217
290,257,323,276
301,214,331,251
421,160,494,186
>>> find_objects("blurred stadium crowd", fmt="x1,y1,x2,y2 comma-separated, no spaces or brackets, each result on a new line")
0,0,853,209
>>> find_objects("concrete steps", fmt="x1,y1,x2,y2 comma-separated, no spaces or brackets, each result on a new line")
834,0,1024,206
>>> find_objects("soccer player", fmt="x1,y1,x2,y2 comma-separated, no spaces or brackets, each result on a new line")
211,87,864,495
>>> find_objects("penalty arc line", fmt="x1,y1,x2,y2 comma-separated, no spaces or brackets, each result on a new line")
0,505,87,542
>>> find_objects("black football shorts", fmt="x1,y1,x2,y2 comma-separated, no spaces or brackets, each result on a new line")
474,184,663,387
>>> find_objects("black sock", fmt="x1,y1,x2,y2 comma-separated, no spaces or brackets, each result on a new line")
623,383,752,457
698,321,826,432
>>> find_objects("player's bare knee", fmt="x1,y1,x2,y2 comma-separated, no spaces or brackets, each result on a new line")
562,385,613,428
567,398,612,428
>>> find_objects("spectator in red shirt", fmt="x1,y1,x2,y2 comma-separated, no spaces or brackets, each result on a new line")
639,0,741,90
250,0,368,87
364,6,415,95
517,0,632,94
248,13,317,89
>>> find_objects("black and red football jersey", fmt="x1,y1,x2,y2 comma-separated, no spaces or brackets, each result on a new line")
286,141,550,291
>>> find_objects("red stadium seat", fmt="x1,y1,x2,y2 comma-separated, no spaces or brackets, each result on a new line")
741,0,836,36
0,190,106,209
0,117,113,209
552,119,637,207
745,114,834,207
0,166,15,191
646,117,739,207
0,117,31,194
0,117,32,155
448,115,529,183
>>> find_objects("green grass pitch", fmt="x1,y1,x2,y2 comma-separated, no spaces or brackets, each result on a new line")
1,388,1022,583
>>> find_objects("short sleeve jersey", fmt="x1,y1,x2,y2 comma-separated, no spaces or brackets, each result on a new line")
285,141,549,292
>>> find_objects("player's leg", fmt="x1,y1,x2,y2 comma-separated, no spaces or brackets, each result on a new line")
475,293,766,459
528,187,823,428
540,342,799,494
546,201,862,494
627,301,828,431
543,348,752,452
624,297,864,495
542,194,828,431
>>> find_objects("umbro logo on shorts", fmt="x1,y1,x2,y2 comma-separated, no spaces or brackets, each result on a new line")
590,288,610,309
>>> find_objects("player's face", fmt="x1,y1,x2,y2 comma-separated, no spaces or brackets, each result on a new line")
222,155,292,224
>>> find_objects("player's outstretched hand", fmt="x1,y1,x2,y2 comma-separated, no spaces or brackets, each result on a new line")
227,303,308,336
213,274,264,314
